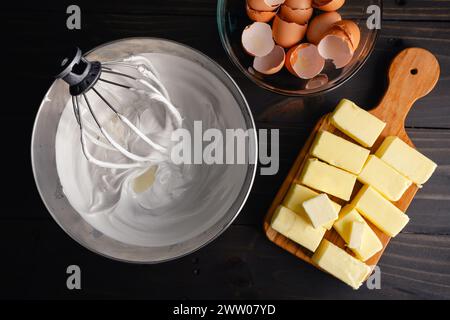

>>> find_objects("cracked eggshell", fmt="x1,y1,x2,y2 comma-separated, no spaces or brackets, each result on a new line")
318,28,353,68
242,22,275,57
246,3,277,22
332,20,361,51
285,46,298,76
313,0,345,11
248,0,286,11
306,11,342,44
272,15,307,48
253,45,286,75
285,0,312,9
279,4,313,24
289,43,325,79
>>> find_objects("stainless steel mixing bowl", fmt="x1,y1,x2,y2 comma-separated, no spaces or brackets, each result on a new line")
31,38,258,263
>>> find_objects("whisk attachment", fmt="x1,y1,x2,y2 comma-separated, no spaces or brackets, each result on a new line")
56,47,102,96
56,47,182,170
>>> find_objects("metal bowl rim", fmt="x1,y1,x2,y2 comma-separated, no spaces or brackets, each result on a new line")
31,37,258,264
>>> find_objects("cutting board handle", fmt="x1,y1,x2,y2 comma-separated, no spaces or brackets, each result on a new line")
371,48,440,126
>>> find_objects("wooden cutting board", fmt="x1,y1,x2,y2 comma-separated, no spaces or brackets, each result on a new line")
263,48,440,272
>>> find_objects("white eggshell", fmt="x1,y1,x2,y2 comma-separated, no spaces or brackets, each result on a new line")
318,29,353,68
253,45,286,75
290,43,325,79
242,22,276,57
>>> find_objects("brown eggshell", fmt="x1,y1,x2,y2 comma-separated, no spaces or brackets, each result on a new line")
253,45,286,75
279,4,313,24
272,15,307,48
285,0,312,9
317,28,353,68
248,0,285,12
332,20,361,51
246,4,277,22
285,46,298,76
313,0,345,11
306,11,341,44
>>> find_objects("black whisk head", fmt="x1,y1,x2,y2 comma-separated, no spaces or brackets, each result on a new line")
56,47,102,96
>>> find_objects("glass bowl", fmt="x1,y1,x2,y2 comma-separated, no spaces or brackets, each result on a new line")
217,0,382,96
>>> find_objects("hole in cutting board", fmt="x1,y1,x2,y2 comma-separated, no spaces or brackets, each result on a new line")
410,68,418,75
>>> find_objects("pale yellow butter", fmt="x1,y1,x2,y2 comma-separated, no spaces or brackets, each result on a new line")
348,220,365,250
352,185,409,237
283,184,341,230
302,194,339,229
299,158,357,201
312,239,372,290
310,130,370,174
330,99,386,148
271,205,296,235
271,206,326,252
133,165,157,193
333,205,382,261
358,155,412,201
376,136,437,186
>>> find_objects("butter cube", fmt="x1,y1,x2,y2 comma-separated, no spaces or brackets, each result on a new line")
348,221,365,250
352,185,409,237
376,136,437,185
330,99,386,148
283,184,341,230
299,158,357,201
271,206,326,252
271,205,296,235
302,194,338,229
310,130,370,174
333,206,382,261
358,155,412,201
312,239,372,289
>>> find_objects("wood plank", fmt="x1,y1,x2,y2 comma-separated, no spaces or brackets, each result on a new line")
16,118,450,235
262,49,439,272
5,0,450,21
255,21,450,129
380,0,450,21
1,222,448,299
237,127,450,234
3,12,450,128
2,0,450,301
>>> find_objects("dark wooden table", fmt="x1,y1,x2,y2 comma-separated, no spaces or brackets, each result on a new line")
2,0,449,299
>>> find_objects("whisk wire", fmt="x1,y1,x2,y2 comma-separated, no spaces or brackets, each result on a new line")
61,49,181,169
84,91,166,162
71,95,145,170
98,78,132,90
99,66,182,128
101,68,137,81
90,87,168,154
